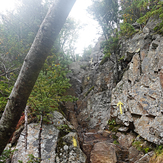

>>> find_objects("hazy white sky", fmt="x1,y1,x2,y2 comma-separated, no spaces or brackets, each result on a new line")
0,0,101,54
69,0,101,54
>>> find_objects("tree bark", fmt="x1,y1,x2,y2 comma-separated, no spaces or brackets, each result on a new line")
0,0,76,155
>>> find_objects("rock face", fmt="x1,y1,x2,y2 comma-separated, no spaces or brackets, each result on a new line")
12,123,59,163
65,17,163,162
11,111,86,163
111,18,163,145
9,17,163,163
77,61,114,130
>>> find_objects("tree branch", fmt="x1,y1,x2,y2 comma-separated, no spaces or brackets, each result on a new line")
0,68,20,77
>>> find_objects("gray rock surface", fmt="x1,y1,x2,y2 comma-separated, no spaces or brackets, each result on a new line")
11,111,86,163
77,60,114,130
66,17,163,162
55,132,86,163
111,23,163,144
12,123,59,163
9,17,163,163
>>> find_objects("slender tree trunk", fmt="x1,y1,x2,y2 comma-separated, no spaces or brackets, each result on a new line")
0,0,76,155
24,106,29,151
38,114,43,162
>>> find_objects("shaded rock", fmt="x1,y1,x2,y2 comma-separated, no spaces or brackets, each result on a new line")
129,146,143,163
90,141,129,163
69,62,88,78
77,61,114,130
145,17,162,32
151,40,159,50
81,130,112,162
90,142,117,163
116,132,136,149
132,22,140,30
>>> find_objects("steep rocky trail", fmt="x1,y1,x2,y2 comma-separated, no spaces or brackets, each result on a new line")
8,17,163,163
65,17,163,162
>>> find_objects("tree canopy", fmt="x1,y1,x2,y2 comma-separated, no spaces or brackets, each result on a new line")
0,0,77,155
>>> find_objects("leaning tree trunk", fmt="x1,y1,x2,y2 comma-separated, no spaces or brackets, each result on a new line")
0,0,76,155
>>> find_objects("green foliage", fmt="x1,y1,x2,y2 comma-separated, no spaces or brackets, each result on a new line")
101,34,119,55
113,140,119,145
120,0,157,24
132,140,152,154
0,0,80,120
154,145,163,156
108,119,121,133
137,1,162,24
27,154,40,163
0,148,17,163
100,53,110,65
0,0,52,117
132,140,143,151
137,1,163,34
100,33,119,65
120,23,136,37
144,147,150,153
0,77,13,115
118,55,125,61
108,119,116,125
29,54,77,122
154,21,163,34
0,0,49,67
57,124,71,133
88,0,120,39
57,18,82,61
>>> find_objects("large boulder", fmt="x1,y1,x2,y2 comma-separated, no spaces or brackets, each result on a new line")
90,142,117,163
55,132,86,163
11,111,86,163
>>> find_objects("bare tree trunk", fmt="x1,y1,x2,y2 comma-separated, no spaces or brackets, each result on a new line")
24,106,29,151
38,114,43,162
0,0,76,155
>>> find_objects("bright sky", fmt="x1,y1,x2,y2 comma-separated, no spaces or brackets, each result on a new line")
0,0,101,55
0,0,18,12
69,0,101,54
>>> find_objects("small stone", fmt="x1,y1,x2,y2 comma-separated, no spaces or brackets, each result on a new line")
159,132,163,138
63,145,69,150
118,127,129,132
143,27,150,33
